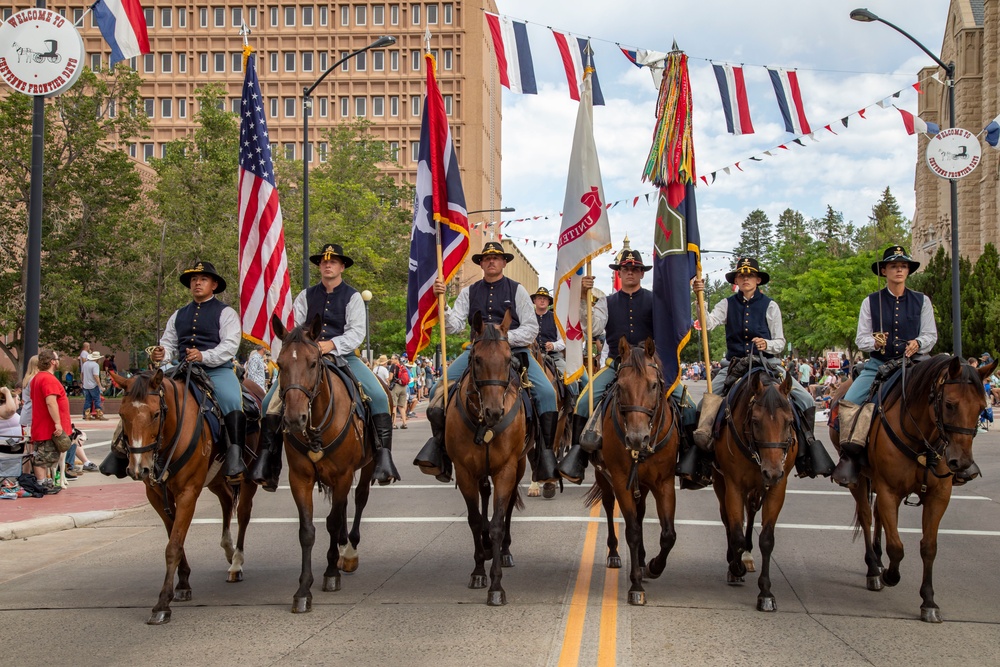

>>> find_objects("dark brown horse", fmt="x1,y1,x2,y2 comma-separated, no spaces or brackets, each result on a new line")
586,337,681,605
526,341,570,499
445,310,527,605
112,368,261,625
712,368,796,612
271,314,374,613
829,354,995,622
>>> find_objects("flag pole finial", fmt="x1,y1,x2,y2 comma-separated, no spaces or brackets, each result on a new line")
424,26,432,53
670,39,681,53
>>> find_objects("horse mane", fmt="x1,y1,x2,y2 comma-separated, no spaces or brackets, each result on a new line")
881,354,976,410
733,370,789,417
282,324,315,347
621,345,662,375
125,370,158,400
475,323,505,343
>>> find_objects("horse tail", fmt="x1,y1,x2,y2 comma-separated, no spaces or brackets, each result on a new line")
850,477,873,542
583,481,603,508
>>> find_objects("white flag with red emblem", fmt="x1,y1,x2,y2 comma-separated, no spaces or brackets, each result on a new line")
553,60,611,384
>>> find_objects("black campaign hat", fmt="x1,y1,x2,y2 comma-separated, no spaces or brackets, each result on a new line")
871,244,919,276
179,260,227,293
725,256,770,285
609,248,652,271
531,286,553,303
309,242,354,268
472,241,514,265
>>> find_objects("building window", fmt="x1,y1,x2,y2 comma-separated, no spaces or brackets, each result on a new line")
341,51,350,72
73,8,84,23
340,5,349,25
411,4,420,25
443,94,452,115
373,51,384,71
143,53,154,73
200,53,208,72
340,97,349,117
161,53,172,73
214,7,224,27
355,97,366,117
319,142,328,163
302,6,313,25
129,143,137,159
319,97,328,117
270,98,278,118
411,140,420,161
390,50,399,71
162,98,172,118
90,53,101,70
427,4,438,24
248,7,256,27
144,7,154,27
270,52,278,72
389,141,399,161
284,52,295,72
231,7,242,27
302,52,313,72
444,2,452,24
319,52,328,71
390,95,399,116
411,50,420,71
411,95,421,116
214,53,225,72
390,4,399,24
179,53,187,73
355,52,366,71
143,98,154,117
200,7,207,28
284,98,295,117
216,99,225,111
178,8,187,27
319,6,327,25
284,144,295,160
373,4,384,24
160,8,172,27
179,98,187,118
232,52,242,72
356,5,366,25
284,7,295,26
372,96,384,117
107,99,116,118
443,49,452,70
231,98,240,114
143,143,154,162
270,6,278,26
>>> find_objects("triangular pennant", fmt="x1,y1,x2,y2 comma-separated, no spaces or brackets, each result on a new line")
700,175,708,184
793,138,805,146
749,156,762,162
735,162,743,171
808,133,818,142
710,172,716,183
779,144,789,150
763,150,774,156
723,166,731,175
858,109,867,119
825,124,837,135
913,82,921,93
841,117,849,128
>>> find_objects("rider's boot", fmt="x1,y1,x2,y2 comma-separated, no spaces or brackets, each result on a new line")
414,406,451,483
371,412,401,485
222,411,248,484
580,406,604,453
250,413,284,492
535,412,559,483
678,425,713,489
693,392,724,452
557,414,589,484
794,406,835,478
831,442,864,487
831,401,869,487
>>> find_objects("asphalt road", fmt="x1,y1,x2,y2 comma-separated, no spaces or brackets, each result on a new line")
3,381,1000,667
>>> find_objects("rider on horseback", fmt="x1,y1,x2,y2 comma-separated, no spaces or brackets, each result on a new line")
531,286,580,404
251,243,400,490
831,245,938,487
414,241,560,484
150,261,247,483
691,256,835,479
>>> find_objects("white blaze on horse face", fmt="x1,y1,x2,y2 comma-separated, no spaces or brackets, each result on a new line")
292,349,297,361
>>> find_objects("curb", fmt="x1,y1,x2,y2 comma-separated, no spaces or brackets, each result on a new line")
0,508,126,541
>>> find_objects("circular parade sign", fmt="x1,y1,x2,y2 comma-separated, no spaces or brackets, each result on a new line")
0,8,84,97
925,128,982,180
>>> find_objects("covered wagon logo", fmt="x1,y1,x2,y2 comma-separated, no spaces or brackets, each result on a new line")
925,128,981,180
0,8,84,97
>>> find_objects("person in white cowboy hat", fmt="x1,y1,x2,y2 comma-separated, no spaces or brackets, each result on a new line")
81,350,106,420
252,243,401,491
831,244,938,487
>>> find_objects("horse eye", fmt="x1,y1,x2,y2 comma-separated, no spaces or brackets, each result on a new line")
944,401,958,411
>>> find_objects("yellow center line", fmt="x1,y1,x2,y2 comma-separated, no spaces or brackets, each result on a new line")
557,503,601,667
597,502,620,666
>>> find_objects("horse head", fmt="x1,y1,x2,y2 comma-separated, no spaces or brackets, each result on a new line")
614,337,664,453
469,309,514,426
936,356,995,475
745,370,796,488
115,369,166,481
273,313,325,437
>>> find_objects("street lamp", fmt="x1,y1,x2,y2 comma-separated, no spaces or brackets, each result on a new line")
361,289,373,364
850,8,962,356
302,35,396,289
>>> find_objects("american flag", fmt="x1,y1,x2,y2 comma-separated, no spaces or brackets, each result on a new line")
237,48,293,352
405,52,470,359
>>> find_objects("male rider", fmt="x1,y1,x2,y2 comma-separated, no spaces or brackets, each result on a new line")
532,286,581,404
251,243,400,491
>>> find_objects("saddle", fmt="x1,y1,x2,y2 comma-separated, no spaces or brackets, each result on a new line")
321,355,368,423
165,364,225,447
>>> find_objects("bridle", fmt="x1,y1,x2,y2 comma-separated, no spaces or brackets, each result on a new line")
279,339,355,457
724,376,795,469
464,327,517,424
453,325,522,450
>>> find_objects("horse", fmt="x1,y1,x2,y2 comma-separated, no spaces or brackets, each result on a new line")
712,367,797,612
445,310,527,606
271,314,374,613
526,341,571,499
111,367,261,625
829,354,996,622
584,337,681,605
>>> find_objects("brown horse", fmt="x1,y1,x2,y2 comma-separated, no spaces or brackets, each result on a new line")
112,367,261,625
829,354,995,622
445,310,527,606
712,368,796,612
586,337,681,605
526,341,570,499
271,314,374,613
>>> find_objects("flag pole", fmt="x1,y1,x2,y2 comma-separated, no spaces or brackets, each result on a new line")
586,260,594,415
696,266,712,393
436,224,449,397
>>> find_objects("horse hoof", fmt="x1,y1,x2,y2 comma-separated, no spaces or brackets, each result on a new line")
323,575,341,592
542,482,557,499
881,570,900,587
147,610,171,625
469,574,488,589
646,558,664,580
487,590,507,606
757,596,777,612
742,551,756,573
291,596,312,613
921,606,943,623
726,572,744,585
227,571,243,583
501,554,515,568
607,555,622,569
628,590,646,606
527,482,540,498
341,557,359,574
866,575,884,592
173,589,192,601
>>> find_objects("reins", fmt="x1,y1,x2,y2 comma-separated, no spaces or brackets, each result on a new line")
722,351,794,468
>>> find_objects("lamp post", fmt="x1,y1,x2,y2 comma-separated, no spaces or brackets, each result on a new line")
361,289,373,364
302,35,396,290
850,8,962,356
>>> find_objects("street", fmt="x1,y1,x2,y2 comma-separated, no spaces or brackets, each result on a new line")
2,380,1000,666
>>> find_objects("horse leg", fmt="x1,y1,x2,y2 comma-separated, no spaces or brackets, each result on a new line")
289,473,317,613
598,473,621,568
636,490,648,577
230,481,257,583
486,468,517,606
755,483,789,612
457,471,488,590
342,462,373,574
850,479,882,591
743,503,757,573
144,483,193,606
645,478,677,579
479,477,493,556
500,458,526,569
723,480,748,584
875,488,904,589
208,478,236,565
618,492,647,606
149,487,200,625
323,488,350,593
713,471,736,568
918,492,951,623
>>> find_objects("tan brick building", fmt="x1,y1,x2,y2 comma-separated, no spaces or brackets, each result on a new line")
7,1,522,287
913,0,1000,265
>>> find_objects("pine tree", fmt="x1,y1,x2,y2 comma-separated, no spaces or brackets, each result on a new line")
854,186,911,252
733,208,773,262
965,244,1000,357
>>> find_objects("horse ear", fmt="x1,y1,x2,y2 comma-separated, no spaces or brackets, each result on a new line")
500,308,512,333
780,370,794,395
644,337,655,359
149,368,164,391
110,371,127,388
751,370,764,394
979,359,998,380
948,355,964,379
307,313,323,340
271,314,288,341
619,337,630,357
471,311,484,338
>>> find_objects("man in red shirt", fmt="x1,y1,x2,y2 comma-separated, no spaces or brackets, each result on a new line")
31,348,73,484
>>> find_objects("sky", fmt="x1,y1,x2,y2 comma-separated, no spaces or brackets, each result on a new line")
486,0,955,290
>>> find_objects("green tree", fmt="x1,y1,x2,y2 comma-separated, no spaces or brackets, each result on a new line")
682,277,728,363
810,205,850,257
770,208,818,277
909,246,970,354
854,186,911,252
0,66,151,368
733,208,772,261
963,244,1000,357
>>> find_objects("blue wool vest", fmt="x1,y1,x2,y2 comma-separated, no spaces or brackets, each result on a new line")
868,288,925,361
468,277,521,336
174,298,227,352
305,281,358,341
536,310,559,347
725,291,774,359
606,288,655,359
